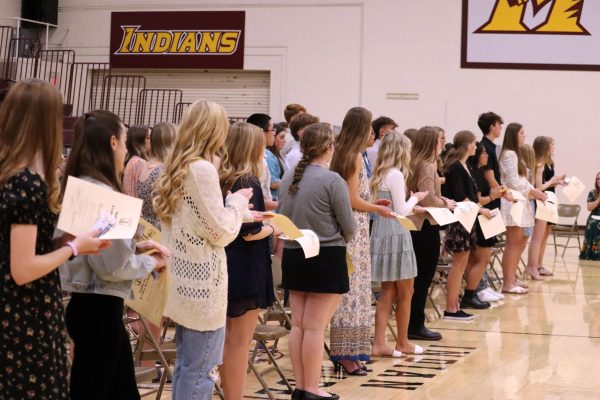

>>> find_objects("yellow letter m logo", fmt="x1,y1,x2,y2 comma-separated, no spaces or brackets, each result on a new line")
476,0,589,35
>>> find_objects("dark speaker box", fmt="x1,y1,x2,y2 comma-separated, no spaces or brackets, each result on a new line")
21,0,58,28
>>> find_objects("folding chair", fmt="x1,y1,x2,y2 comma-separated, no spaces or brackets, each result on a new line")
247,324,293,400
552,204,582,257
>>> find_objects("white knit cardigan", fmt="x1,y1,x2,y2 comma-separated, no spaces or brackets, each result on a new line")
163,159,248,332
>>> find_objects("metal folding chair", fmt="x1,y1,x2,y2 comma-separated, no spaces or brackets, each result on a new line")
552,204,582,257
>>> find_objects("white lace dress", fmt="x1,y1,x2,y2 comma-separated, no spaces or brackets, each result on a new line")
499,150,534,228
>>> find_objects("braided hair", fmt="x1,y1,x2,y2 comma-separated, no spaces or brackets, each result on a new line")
288,122,333,194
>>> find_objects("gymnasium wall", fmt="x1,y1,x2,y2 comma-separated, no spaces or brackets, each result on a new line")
5,0,599,221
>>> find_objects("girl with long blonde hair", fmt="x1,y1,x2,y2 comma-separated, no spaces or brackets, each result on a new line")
154,101,255,400
0,80,108,399
329,107,392,376
370,132,428,357
527,136,566,279
219,122,279,400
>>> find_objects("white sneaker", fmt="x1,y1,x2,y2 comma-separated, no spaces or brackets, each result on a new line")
492,290,505,300
478,288,500,302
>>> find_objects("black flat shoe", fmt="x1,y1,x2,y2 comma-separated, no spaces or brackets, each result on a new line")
332,361,367,376
302,390,340,400
291,388,305,400
407,326,442,341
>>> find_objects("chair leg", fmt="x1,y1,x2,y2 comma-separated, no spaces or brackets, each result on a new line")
553,231,558,257
259,339,293,392
562,234,572,258
247,359,276,400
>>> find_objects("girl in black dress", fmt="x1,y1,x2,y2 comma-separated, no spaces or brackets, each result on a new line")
0,79,109,399
529,136,566,278
219,122,279,399
442,131,496,320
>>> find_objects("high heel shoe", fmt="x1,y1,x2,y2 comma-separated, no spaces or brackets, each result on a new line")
291,388,305,400
524,269,544,281
302,390,340,400
332,361,367,376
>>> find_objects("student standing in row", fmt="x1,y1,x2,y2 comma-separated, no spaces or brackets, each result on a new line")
0,79,109,400
370,132,427,356
406,127,456,340
60,110,168,400
219,122,278,400
279,122,356,400
154,101,255,400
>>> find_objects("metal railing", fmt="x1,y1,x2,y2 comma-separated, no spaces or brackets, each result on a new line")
100,74,146,127
136,88,182,126
67,62,110,116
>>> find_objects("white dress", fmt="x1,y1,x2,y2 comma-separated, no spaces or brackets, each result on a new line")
499,150,534,228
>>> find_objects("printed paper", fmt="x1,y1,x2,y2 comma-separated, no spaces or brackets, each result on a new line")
562,176,586,203
57,176,143,239
424,207,458,226
478,209,506,239
454,201,480,232
535,191,559,224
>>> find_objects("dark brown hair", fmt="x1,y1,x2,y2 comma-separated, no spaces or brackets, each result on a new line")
407,126,439,192
62,110,125,194
330,107,372,181
126,124,149,162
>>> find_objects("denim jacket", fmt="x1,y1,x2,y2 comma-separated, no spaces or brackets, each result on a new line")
59,177,156,299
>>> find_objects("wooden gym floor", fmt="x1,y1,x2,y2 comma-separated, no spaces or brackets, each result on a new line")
150,246,600,400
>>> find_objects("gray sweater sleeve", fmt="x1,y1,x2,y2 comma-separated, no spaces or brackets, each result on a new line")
330,176,356,243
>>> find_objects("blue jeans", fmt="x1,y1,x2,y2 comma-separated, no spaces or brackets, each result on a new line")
172,325,225,400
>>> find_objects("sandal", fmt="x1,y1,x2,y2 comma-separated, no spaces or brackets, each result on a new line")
502,286,529,294
371,349,403,358
516,280,529,289
538,266,554,276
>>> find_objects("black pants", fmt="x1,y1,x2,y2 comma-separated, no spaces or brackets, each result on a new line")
66,293,140,400
409,220,441,330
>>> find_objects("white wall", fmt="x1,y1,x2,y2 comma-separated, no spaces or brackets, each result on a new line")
0,0,22,25
54,0,600,220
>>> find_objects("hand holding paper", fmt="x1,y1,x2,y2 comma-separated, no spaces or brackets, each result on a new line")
264,212,320,258
478,208,506,239
390,211,417,231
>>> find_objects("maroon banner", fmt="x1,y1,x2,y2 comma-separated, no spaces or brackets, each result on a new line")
110,11,245,69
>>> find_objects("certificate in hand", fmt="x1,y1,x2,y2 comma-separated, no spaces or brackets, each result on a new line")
424,207,458,226
390,211,417,231
509,189,526,202
263,212,303,240
562,176,585,203
535,191,558,224
126,218,169,326
454,201,480,232
58,176,143,239
478,209,506,239
264,212,320,258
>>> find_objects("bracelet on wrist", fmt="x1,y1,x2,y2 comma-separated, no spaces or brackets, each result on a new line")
65,241,78,261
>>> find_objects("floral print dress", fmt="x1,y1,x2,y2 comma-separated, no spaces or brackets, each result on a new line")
330,164,372,362
580,190,600,260
0,170,69,399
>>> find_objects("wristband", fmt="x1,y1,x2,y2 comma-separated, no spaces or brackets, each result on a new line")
65,241,78,260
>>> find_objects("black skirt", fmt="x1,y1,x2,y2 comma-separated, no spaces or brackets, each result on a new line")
282,246,349,294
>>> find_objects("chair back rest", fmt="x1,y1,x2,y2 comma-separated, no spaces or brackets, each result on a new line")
557,204,581,219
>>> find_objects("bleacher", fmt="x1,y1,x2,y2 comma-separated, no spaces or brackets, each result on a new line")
0,26,193,147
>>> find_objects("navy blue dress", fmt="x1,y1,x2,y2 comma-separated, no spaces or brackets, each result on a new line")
224,175,274,317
